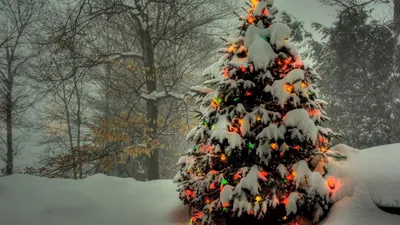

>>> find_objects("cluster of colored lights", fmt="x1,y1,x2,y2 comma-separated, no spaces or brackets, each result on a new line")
187,1,339,224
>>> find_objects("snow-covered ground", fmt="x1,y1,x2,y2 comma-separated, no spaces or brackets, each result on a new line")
0,144,399,225
0,175,183,225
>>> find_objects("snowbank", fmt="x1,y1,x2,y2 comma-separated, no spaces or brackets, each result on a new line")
322,144,400,225
0,144,399,225
0,174,183,225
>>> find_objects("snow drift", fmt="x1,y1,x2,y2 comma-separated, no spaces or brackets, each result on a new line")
0,144,400,225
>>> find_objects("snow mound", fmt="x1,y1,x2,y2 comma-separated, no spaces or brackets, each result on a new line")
323,144,400,225
0,174,182,225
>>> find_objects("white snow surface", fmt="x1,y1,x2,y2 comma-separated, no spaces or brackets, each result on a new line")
1,144,400,225
0,174,182,225
322,144,400,225
267,23,291,50
248,35,277,71
234,165,260,196
284,109,318,143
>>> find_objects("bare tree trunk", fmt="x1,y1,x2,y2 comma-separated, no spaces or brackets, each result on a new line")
5,81,13,175
390,0,400,143
394,0,400,75
5,47,13,176
142,29,159,180
73,74,82,179
61,82,76,179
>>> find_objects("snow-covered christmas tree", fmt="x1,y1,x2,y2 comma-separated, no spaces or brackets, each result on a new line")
173,0,341,224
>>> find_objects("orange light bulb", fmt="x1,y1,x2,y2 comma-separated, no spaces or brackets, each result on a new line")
284,84,294,93
270,143,278,150
247,16,255,24
309,109,318,116
221,154,227,162
327,177,336,189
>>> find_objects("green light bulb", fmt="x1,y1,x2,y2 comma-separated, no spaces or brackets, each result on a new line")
221,178,228,186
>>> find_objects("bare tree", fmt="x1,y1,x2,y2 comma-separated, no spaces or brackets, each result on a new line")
0,0,45,175
56,0,239,180
320,0,390,8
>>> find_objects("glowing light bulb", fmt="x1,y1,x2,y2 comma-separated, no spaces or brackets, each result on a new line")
270,143,278,150
250,0,259,4
284,83,294,93
260,171,268,178
221,154,227,162
247,16,255,24
210,183,216,190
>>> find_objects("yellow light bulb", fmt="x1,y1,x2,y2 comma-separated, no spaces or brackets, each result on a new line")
250,0,258,5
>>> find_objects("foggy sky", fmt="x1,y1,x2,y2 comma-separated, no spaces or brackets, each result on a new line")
3,0,393,170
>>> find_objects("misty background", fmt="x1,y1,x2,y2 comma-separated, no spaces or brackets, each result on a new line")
0,0,398,180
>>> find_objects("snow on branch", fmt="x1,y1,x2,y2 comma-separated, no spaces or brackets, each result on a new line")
100,52,144,62
397,35,400,46
141,91,185,101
